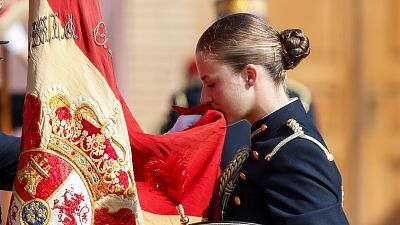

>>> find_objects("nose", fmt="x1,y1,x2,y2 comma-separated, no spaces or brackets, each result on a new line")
200,87,212,105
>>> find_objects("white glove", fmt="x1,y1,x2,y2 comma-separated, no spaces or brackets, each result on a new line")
166,114,202,134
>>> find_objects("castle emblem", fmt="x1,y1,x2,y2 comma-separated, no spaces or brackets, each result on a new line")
17,154,51,196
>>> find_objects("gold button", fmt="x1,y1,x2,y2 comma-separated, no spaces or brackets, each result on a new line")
261,124,268,131
252,151,259,160
234,196,241,206
264,154,271,161
239,172,246,180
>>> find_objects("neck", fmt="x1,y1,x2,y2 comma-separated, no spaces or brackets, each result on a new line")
246,86,290,125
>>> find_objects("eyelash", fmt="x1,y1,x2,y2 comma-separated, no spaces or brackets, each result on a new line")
207,83,215,88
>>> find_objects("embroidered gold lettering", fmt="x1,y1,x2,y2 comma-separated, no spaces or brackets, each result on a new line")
63,14,78,40
31,13,78,48
50,13,60,40
31,16,48,48
94,21,112,55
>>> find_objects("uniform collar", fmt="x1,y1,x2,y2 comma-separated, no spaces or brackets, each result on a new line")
250,98,306,144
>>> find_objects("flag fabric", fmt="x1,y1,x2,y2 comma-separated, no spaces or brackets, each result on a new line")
7,0,142,224
131,105,226,224
7,0,227,224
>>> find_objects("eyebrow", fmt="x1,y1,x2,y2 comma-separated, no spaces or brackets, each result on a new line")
200,75,208,81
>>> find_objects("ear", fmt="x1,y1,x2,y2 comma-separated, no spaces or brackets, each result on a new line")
243,64,258,86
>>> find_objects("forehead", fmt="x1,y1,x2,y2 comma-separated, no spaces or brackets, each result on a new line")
196,55,229,79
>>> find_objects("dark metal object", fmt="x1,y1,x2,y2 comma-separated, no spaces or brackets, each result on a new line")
0,41,9,61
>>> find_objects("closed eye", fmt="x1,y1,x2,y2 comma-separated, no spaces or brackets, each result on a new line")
207,83,215,88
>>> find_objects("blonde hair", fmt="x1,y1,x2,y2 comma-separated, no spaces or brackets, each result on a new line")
196,13,310,84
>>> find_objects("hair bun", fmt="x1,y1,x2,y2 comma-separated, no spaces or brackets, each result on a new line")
279,29,310,70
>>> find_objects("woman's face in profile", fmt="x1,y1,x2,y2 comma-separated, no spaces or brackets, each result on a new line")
196,55,252,125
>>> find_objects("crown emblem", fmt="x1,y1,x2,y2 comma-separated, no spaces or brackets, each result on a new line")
17,154,51,195
40,86,135,200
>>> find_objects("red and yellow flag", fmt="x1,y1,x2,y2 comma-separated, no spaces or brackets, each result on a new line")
7,0,226,225
8,0,143,224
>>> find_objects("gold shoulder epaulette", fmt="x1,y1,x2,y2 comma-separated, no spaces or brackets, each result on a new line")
264,119,334,162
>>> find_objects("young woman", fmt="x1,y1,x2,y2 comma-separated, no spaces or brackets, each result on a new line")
196,13,349,224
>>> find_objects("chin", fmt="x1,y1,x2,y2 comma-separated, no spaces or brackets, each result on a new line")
226,117,240,126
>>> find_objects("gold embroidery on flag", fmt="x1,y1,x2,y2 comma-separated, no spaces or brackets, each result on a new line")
19,198,50,225
94,21,112,55
17,154,51,196
32,16,49,48
31,13,78,49
40,86,135,200
63,14,78,40
50,13,60,40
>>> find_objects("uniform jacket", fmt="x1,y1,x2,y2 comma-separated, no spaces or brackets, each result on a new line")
221,99,349,225
0,133,20,191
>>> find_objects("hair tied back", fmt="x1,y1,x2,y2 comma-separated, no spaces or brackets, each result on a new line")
279,29,310,70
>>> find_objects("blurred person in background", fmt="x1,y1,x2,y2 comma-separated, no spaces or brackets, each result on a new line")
0,1,27,222
0,38,21,225
196,13,348,224
0,132,19,192
160,59,202,134
0,0,28,134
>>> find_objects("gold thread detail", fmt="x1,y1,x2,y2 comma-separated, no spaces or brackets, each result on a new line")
265,118,334,162
19,198,50,225
250,124,268,138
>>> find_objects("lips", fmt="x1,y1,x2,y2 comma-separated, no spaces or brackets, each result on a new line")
209,103,220,111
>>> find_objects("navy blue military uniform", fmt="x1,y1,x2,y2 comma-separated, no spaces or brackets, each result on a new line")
220,99,349,225
0,133,20,225
0,133,20,191
0,41,20,191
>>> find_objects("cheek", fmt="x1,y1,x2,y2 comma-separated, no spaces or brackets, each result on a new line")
217,86,246,112
214,86,233,105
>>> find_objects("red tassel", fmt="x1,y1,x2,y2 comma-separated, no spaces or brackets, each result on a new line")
145,151,188,206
